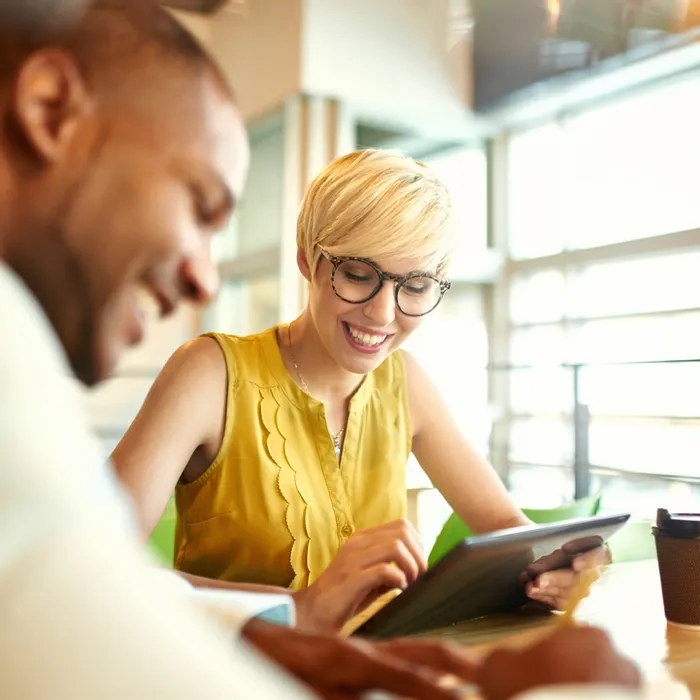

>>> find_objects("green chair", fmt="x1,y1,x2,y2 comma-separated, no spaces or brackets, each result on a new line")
607,519,656,564
148,498,177,567
428,493,602,568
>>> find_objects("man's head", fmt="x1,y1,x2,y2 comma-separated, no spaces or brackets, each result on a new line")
0,0,249,385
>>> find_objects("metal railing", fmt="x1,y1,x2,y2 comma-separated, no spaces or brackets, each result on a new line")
487,358,700,500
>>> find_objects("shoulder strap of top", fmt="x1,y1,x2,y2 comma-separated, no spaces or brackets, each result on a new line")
202,332,239,390
201,328,281,390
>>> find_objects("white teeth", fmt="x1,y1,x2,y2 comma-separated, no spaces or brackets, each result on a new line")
347,325,387,347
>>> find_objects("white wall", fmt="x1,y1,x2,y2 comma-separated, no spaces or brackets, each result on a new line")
168,8,212,45
176,0,474,138
301,0,472,138
207,1,304,121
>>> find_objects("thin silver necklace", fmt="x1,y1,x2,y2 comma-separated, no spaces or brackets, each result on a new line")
286,324,345,457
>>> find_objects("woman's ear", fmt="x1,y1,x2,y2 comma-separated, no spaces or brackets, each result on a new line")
297,247,312,282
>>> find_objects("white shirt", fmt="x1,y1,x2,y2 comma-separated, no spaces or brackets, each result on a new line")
0,262,312,700
516,680,689,700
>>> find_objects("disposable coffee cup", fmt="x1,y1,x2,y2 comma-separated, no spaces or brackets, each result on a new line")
653,508,700,629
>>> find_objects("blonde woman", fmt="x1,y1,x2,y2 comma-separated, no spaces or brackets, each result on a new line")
113,150,608,632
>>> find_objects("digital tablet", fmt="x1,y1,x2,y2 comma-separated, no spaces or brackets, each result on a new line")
353,512,630,639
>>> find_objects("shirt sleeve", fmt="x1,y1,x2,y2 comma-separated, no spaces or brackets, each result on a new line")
514,681,688,700
514,689,640,700
0,266,313,700
0,520,314,700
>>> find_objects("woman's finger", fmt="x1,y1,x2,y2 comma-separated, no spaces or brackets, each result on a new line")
572,545,611,571
344,563,408,610
535,568,578,591
335,538,422,586
382,519,428,574
356,520,427,573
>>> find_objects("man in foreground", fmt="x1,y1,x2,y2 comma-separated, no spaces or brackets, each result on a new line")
0,1,645,698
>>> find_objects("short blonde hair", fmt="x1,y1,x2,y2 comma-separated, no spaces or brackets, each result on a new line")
297,149,453,277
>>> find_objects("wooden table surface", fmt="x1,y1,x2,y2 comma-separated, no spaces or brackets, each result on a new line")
348,560,700,699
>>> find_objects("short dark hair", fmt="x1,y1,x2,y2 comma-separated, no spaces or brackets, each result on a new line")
0,0,90,36
75,0,214,65
0,0,228,96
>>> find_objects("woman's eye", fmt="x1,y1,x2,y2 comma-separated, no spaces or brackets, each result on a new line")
403,277,436,295
344,271,373,283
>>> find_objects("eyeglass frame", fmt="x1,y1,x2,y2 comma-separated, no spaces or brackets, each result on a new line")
321,251,451,317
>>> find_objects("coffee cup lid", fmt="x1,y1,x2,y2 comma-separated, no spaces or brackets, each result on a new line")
656,508,700,538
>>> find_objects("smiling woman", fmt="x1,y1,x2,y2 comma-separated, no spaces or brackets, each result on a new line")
112,149,608,634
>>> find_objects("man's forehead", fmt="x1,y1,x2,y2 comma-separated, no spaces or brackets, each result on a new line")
122,66,248,202
195,80,249,202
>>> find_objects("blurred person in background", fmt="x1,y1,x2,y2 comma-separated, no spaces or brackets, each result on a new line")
0,0,654,699
114,148,609,633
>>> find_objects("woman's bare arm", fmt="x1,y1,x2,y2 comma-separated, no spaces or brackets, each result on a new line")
112,337,228,537
403,349,527,534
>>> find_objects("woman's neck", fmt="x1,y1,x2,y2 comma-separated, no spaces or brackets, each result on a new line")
281,311,364,404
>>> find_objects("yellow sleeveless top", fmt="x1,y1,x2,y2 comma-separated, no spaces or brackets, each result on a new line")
174,327,411,590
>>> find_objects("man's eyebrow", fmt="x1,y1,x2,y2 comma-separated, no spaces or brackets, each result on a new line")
171,161,237,217
211,175,236,216
192,171,237,220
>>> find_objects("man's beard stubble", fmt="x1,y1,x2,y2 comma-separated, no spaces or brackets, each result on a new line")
10,218,100,386
7,136,107,387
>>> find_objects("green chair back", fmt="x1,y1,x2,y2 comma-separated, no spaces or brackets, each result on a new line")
427,493,602,568
147,498,176,567
607,519,656,563
521,492,602,524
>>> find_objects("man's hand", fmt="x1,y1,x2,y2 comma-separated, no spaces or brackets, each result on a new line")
242,619,477,700
475,626,641,700
294,519,427,632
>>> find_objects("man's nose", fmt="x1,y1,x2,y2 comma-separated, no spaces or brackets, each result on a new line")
179,246,219,306
362,280,396,326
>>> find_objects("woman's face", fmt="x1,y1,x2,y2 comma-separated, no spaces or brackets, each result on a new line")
305,252,439,375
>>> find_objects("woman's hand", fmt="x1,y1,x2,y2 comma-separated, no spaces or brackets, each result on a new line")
523,541,612,611
293,519,427,632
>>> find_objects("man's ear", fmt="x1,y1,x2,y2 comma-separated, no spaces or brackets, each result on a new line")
297,247,312,282
12,49,92,164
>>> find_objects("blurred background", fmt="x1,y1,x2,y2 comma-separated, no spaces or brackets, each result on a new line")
87,0,700,548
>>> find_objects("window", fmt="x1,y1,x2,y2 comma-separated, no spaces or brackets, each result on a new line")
406,147,490,448
565,77,700,249
428,147,489,258
499,73,700,516
508,123,566,260
404,146,490,540
508,73,700,259
204,274,281,337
